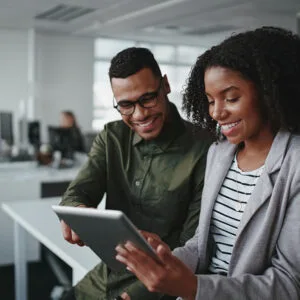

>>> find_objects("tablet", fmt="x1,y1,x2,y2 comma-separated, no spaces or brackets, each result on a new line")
52,205,159,271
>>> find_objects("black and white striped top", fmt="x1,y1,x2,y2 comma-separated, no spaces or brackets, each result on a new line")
208,155,265,275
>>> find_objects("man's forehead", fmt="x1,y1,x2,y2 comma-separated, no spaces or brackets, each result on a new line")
111,72,159,100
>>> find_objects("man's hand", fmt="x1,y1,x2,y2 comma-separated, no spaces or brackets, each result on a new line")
60,220,85,246
60,205,87,247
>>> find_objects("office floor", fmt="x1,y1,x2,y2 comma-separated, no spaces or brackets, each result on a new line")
1,255,72,300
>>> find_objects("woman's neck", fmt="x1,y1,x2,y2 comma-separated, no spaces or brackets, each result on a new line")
236,129,275,172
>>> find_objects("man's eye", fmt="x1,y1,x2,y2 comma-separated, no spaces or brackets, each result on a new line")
208,101,214,105
141,93,156,103
118,101,133,108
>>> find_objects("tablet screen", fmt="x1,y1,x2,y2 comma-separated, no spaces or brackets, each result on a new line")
52,205,159,271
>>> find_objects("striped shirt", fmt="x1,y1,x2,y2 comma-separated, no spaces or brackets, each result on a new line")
208,154,265,275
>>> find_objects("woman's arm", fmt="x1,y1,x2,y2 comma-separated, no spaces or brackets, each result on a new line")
116,238,198,300
116,191,300,300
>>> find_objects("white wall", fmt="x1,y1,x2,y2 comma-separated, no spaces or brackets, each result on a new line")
0,29,30,144
35,33,94,142
0,29,94,145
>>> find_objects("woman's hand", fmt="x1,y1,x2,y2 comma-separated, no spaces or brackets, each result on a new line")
115,239,197,299
139,230,169,251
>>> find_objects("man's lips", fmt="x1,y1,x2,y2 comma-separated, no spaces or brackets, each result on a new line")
132,118,156,127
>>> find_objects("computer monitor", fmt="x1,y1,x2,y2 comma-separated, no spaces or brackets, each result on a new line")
28,121,41,148
0,111,14,146
48,126,74,159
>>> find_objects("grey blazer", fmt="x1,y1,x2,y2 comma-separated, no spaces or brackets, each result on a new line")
174,130,300,300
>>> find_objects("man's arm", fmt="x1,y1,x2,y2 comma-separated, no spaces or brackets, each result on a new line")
60,128,107,208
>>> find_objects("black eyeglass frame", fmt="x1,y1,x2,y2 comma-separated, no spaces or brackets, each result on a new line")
113,77,164,116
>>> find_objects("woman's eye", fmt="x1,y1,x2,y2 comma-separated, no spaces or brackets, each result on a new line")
226,97,239,103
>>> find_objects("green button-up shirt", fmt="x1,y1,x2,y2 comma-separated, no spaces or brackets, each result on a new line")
60,103,211,300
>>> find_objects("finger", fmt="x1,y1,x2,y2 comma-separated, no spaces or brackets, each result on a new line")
121,292,131,300
61,220,74,243
116,250,151,275
156,244,175,265
115,245,129,256
71,230,84,245
139,230,160,241
120,243,164,277
124,241,140,252
147,237,162,250
77,240,85,247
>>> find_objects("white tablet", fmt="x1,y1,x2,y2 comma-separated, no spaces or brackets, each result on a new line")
52,205,159,271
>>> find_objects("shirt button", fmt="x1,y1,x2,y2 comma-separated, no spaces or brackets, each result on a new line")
135,180,141,187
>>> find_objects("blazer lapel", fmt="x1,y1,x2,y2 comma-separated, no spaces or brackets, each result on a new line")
235,130,292,239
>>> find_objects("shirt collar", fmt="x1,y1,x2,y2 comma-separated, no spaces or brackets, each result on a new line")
132,102,185,151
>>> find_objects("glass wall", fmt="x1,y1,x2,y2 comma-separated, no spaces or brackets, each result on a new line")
93,38,206,130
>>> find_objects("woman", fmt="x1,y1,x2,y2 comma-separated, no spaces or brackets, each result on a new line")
115,26,300,299
60,110,85,152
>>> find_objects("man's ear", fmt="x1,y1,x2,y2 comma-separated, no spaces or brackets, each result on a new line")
163,75,171,94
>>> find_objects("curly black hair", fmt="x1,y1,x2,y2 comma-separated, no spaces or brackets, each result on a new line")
183,26,300,139
109,47,162,79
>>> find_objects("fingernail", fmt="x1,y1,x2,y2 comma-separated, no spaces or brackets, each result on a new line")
116,255,122,261
126,241,134,249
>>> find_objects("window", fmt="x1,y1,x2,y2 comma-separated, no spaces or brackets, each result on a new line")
93,38,206,131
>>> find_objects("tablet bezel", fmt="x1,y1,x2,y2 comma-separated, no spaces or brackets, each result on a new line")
52,205,160,271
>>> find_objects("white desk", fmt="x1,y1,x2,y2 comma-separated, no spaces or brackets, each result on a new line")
0,160,84,265
2,198,100,300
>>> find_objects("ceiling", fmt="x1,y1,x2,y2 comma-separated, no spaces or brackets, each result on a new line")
0,0,299,47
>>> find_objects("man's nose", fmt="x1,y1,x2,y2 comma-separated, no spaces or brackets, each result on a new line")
132,103,147,119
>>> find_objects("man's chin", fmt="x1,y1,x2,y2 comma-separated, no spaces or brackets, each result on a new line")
137,129,160,141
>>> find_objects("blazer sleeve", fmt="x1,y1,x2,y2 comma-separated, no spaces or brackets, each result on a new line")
172,227,200,273
193,189,300,300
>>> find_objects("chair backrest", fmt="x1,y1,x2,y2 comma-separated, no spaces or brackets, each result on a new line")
83,132,98,153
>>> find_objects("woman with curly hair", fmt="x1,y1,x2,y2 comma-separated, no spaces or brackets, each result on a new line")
115,26,300,300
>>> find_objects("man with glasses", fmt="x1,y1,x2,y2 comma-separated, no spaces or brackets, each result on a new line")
60,47,211,300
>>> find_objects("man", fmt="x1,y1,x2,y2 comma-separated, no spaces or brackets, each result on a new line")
60,47,211,300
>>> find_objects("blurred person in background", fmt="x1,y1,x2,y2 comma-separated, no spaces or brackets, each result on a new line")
60,110,85,152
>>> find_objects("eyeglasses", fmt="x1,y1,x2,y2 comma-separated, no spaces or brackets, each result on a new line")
113,78,163,116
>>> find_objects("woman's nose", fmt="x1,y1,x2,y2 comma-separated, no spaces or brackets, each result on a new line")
212,104,226,121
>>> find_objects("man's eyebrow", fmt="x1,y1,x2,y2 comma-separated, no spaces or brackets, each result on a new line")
118,91,157,103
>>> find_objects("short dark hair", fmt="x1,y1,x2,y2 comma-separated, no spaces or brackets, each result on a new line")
109,47,162,79
183,26,300,139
